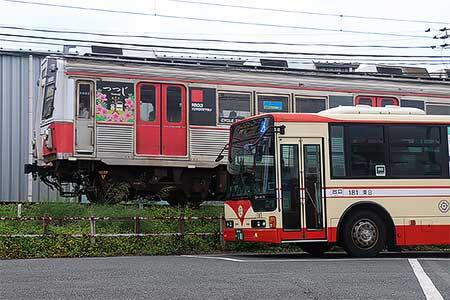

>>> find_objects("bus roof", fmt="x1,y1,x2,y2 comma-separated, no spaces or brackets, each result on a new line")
265,106,450,124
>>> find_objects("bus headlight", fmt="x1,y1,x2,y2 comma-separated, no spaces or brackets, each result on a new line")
251,220,266,228
226,221,234,228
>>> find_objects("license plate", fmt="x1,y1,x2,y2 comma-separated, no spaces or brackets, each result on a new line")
236,229,243,241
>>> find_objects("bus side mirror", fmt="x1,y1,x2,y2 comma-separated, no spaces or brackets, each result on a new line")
215,154,224,162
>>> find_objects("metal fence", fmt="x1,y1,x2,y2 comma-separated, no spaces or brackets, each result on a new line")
0,215,226,247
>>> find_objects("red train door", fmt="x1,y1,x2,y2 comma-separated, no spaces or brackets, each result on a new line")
136,83,161,155
161,85,187,156
136,83,187,156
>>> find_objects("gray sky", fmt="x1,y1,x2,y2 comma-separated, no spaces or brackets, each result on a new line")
1,0,449,70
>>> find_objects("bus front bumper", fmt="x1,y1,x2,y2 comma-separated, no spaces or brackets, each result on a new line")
223,228,280,244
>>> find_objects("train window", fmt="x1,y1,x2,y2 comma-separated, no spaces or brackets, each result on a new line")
356,96,375,106
401,99,425,110
42,83,56,120
426,104,450,115
218,92,251,124
167,86,182,123
78,83,92,119
329,96,353,108
140,85,156,122
379,97,398,107
295,97,326,113
257,94,289,113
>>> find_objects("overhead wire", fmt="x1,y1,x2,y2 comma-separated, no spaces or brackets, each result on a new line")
0,25,433,49
1,31,449,58
167,0,450,25
0,35,448,66
0,0,432,39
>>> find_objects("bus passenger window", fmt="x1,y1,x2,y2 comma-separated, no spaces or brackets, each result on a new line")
218,92,251,124
167,86,182,123
389,125,442,177
295,97,326,113
257,95,289,113
140,85,156,122
349,125,385,177
330,125,346,177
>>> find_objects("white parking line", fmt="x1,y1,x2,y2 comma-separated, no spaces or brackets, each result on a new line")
408,259,444,300
181,255,244,262
182,255,449,263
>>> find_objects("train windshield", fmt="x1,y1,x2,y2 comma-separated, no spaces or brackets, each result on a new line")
227,116,276,211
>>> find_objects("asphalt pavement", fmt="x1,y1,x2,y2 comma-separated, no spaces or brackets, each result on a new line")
0,252,448,300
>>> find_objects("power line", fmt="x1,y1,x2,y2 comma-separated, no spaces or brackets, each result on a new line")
0,25,432,49
168,0,450,25
0,32,449,59
1,37,448,66
0,0,432,39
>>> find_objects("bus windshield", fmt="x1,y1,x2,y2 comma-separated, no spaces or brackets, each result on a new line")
227,116,276,211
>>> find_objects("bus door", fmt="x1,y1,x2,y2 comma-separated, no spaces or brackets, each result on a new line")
75,81,95,154
136,83,187,156
278,137,326,240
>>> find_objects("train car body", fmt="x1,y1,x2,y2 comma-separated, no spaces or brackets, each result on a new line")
26,53,450,204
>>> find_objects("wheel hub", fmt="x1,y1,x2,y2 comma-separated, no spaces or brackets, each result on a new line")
352,219,378,249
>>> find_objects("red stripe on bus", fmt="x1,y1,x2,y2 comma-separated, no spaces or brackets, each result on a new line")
224,225,450,245
65,71,450,99
326,186,450,189
328,195,450,199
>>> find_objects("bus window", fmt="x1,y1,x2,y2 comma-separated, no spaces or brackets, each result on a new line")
349,125,385,177
330,125,346,177
295,97,326,113
257,94,289,113
280,144,301,230
389,125,442,177
218,92,251,124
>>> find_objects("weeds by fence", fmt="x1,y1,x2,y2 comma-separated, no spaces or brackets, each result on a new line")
0,215,225,249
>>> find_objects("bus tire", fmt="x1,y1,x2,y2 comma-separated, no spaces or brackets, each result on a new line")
300,243,332,257
341,210,386,258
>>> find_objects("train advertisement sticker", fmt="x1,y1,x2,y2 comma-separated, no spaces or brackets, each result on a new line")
263,101,283,111
96,81,135,123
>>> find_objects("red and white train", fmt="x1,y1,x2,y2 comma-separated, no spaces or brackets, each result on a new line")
25,49,450,205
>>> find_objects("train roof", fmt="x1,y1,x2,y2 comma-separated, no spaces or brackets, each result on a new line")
4,48,450,85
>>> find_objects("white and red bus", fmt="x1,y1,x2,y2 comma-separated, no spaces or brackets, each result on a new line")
223,106,450,257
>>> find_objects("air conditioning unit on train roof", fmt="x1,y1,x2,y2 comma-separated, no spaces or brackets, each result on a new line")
319,105,426,115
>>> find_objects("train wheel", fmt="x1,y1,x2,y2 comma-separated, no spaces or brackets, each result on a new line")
87,179,130,204
341,210,386,258
300,243,332,257
165,188,187,207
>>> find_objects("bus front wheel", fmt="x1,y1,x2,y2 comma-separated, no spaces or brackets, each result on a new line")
341,210,386,258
